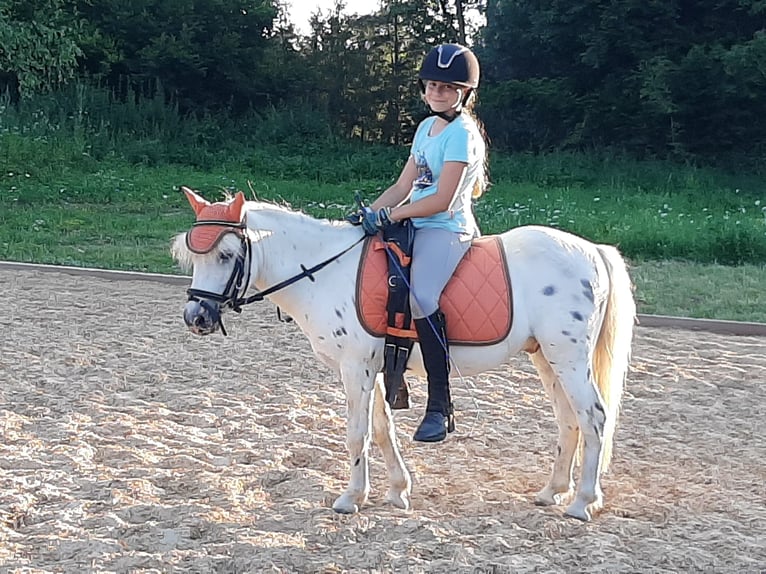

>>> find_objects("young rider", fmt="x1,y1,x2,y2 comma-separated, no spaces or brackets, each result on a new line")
360,43,488,442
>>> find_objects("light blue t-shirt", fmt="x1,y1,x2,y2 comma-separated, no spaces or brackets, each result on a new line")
408,114,485,237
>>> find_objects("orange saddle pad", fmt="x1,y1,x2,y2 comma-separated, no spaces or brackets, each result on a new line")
355,235,513,346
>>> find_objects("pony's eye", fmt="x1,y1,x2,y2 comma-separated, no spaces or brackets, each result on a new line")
218,252,233,263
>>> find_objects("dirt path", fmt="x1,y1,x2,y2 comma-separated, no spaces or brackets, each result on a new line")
1,269,764,573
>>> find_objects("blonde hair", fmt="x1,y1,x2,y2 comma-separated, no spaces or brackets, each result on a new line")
464,94,489,199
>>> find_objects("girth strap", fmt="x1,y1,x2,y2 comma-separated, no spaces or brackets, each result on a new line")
381,221,416,409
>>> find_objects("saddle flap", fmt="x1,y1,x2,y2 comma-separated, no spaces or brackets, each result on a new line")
439,237,512,344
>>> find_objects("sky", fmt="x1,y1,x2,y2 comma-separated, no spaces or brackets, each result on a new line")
287,0,381,34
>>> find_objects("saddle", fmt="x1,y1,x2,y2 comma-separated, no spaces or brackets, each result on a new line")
356,233,513,343
355,225,513,407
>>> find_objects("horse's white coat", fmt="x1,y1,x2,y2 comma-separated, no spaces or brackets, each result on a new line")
172,198,636,521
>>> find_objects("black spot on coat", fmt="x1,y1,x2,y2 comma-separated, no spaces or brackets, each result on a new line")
580,279,594,303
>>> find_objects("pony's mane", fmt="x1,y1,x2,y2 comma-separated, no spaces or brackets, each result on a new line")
171,200,353,271
244,199,347,226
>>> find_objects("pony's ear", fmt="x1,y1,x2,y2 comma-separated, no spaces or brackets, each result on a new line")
229,191,247,221
181,186,209,217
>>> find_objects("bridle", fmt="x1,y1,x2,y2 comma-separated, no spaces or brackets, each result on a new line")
185,219,366,336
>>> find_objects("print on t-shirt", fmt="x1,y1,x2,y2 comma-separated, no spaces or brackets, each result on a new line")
413,151,433,190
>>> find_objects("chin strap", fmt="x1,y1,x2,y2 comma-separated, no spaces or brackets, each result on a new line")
433,110,460,122
428,87,473,123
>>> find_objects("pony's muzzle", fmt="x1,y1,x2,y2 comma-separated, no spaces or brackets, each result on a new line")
183,299,221,335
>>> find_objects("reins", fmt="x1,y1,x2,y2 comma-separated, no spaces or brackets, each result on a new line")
186,218,366,335
236,234,365,306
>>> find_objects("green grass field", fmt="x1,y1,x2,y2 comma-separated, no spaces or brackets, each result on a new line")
2,89,765,322
3,157,764,322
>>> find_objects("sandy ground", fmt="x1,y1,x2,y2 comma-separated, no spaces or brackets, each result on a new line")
0,268,764,573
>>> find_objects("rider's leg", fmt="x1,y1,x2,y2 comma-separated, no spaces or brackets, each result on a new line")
409,228,470,442
412,309,453,441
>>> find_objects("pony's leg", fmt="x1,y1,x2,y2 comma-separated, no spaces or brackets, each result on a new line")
371,374,411,509
541,343,607,521
332,363,375,514
529,350,578,506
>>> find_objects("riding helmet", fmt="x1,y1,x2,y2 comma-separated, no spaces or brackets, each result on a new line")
418,43,480,91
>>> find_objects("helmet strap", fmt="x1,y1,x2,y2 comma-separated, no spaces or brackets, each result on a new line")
428,87,470,123
433,110,460,122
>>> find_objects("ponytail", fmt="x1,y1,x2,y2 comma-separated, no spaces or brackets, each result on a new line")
463,93,490,199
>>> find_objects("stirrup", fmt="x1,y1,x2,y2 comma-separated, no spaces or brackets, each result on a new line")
384,342,413,410
391,379,410,410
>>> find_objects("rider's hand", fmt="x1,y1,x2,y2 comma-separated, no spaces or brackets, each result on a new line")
361,207,394,235
345,208,364,225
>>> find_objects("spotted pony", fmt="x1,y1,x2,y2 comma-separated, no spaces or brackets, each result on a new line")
172,187,636,521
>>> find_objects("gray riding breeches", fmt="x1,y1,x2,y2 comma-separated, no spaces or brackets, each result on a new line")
409,227,471,319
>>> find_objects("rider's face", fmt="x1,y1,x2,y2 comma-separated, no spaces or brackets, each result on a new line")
424,80,463,114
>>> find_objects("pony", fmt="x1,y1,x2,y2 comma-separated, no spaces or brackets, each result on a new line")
171,186,636,521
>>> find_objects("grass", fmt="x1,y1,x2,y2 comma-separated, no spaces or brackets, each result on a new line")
2,86,766,323
474,187,766,264
2,160,765,322
630,260,766,322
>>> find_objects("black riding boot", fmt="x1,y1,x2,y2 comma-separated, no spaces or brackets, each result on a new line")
413,310,455,442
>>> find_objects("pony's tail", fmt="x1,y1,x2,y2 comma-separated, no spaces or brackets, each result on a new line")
592,245,636,471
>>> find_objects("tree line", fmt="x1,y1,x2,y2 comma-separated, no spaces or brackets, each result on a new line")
2,0,765,165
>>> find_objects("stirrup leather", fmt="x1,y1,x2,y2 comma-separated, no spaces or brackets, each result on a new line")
381,220,416,409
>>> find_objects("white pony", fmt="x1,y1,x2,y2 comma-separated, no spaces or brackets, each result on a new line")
172,186,636,521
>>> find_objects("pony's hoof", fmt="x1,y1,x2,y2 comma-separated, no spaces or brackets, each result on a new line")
564,497,601,521
384,489,411,510
535,487,573,506
332,492,364,514
563,506,592,521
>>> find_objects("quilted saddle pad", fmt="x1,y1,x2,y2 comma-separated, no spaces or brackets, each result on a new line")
355,235,513,346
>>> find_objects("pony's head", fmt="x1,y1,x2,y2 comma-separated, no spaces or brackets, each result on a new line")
172,186,251,336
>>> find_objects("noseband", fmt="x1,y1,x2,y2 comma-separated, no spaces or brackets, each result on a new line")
185,220,252,335
186,219,367,336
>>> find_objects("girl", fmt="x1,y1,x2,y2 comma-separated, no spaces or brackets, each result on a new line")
360,43,488,443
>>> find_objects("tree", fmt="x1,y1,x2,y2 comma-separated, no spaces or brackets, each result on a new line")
479,0,766,161
73,0,282,113
302,0,472,144
0,0,82,98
